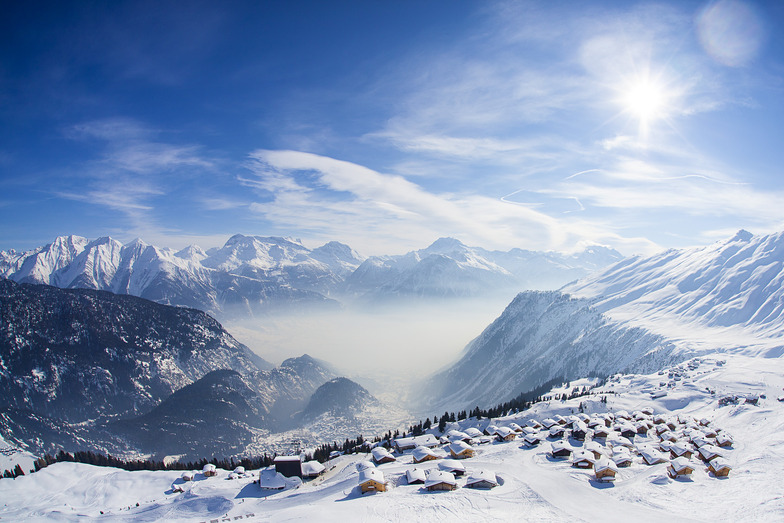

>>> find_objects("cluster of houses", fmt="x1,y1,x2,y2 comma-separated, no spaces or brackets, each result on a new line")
530,408,734,481
357,432,499,493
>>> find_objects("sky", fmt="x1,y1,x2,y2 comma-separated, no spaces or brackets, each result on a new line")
2,0,783,257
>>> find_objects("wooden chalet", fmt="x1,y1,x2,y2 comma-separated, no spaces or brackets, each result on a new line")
202,463,217,477
371,447,396,464
639,447,668,465
716,433,734,448
668,457,695,479
424,470,457,491
301,461,326,478
464,427,484,439
612,449,633,468
495,426,517,442
697,444,724,463
594,457,619,482
465,469,498,489
394,434,439,452
669,442,694,460
438,459,466,476
592,426,611,439
571,450,596,469
412,446,441,464
449,440,475,459
584,441,604,459
708,457,732,477
571,422,588,441
551,440,572,459
405,467,426,485
549,425,566,438
181,471,195,482
523,433,541,446
358,468,386,493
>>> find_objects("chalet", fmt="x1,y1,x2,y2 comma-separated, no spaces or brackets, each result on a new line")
484,425,500,436
495,426,517,442
615,410,631,421
584,441,605,460
541,418,559,429
464,427,484,439
571,450,595,469
525,419,543,429
412,446,441,464
522,426,538,435
551,440,572,459
301,461,326,478
233,466,246,476
424,470,457,491
668,457,695,479
697,444,724,463
259,468,287,490
202,463,217,477
577,413,591,423
571,422,588,441
274,456,303,478
592,426,610,439
447,430,472,443
507,423,524,433
465,469,498,489
394,434,439,452
619,424,637,440
438,459,466,476
607,433,634,449
588,417,605,429
549,425,566,438
635,421,650,435
612,448,633,468
554,414,567,425
594,457,619,482
654,423,670,436
358,468,386,493
371,447,396,464
669,442,694,460
702,427,718,438
449,440,475,459
659,431,678,443
405,467,426,485
523,433,541,446
716,433,734,448
659,440,675,453
639,447,668,465
708,457,732,477
181,471,195,482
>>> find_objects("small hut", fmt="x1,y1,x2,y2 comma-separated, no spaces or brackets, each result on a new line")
523,433,541,446
202,463,217,477
507,423,524,433
571,450,596,469
549,425,566,438
594,457,619,482
708,457,732,477
464,427,484,439
584,440,604,460
592,426,610,439
274,456,303,478
371,447,396,464
551,440,572,459
394,434,439,452
612,448,633,468
424,470,457,491
301,461,326,478
447,430,472,443
541,418,559,429
619,424,637,440
181,471,195,482
669,442,694,460
405,467,426,485
412,446,441,464
571,422,588,441
358,468,386,493
697,444,724,463
668,457,695,479
716,433,734,448
465,469,498,489
449,440,475,459
639,448,668,466
495,426,517,442
438,459,466,476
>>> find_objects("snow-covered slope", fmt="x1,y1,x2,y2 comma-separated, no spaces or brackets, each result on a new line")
2,354,781,522
563,229,784,356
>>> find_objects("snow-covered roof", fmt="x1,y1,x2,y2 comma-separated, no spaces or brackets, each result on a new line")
464,427,484,438
259,469,286,489
181,471,194,480
356,461,375,472
495,426,515,438
358,468,384,486
424,470,456,488
572,450,595,465
709,457,731,472
412,446,439,462
394,434,439,449
371,447,395,462
233,466,245,474
274,456,302,463
302,461,326,477
202,463,216,473
594,456,618,474
438,459,466,473
698,445,724,460
465,469,498,487
405,467,426,484
669,457,694,474
639,448,667,465
551,440,572,453
449,440,473,455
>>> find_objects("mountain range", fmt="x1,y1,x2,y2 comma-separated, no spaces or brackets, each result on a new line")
423,230,784,412
0,234,623,319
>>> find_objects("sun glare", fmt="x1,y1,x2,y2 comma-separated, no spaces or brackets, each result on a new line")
618,75,673,139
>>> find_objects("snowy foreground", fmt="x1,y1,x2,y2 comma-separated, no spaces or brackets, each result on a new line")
2,354,783,522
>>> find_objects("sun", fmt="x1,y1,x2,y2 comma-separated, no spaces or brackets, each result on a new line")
616,72,674,139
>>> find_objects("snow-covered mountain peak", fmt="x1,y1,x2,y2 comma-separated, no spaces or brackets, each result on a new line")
422,237,467,254
175,244,208,262
730,229,754,243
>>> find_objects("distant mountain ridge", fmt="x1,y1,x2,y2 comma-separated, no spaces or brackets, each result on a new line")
0,234,623,319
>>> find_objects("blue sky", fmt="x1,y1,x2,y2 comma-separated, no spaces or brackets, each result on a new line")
1,0,783,256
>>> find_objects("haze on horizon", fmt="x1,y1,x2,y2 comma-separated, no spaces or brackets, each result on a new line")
1,0,783,259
